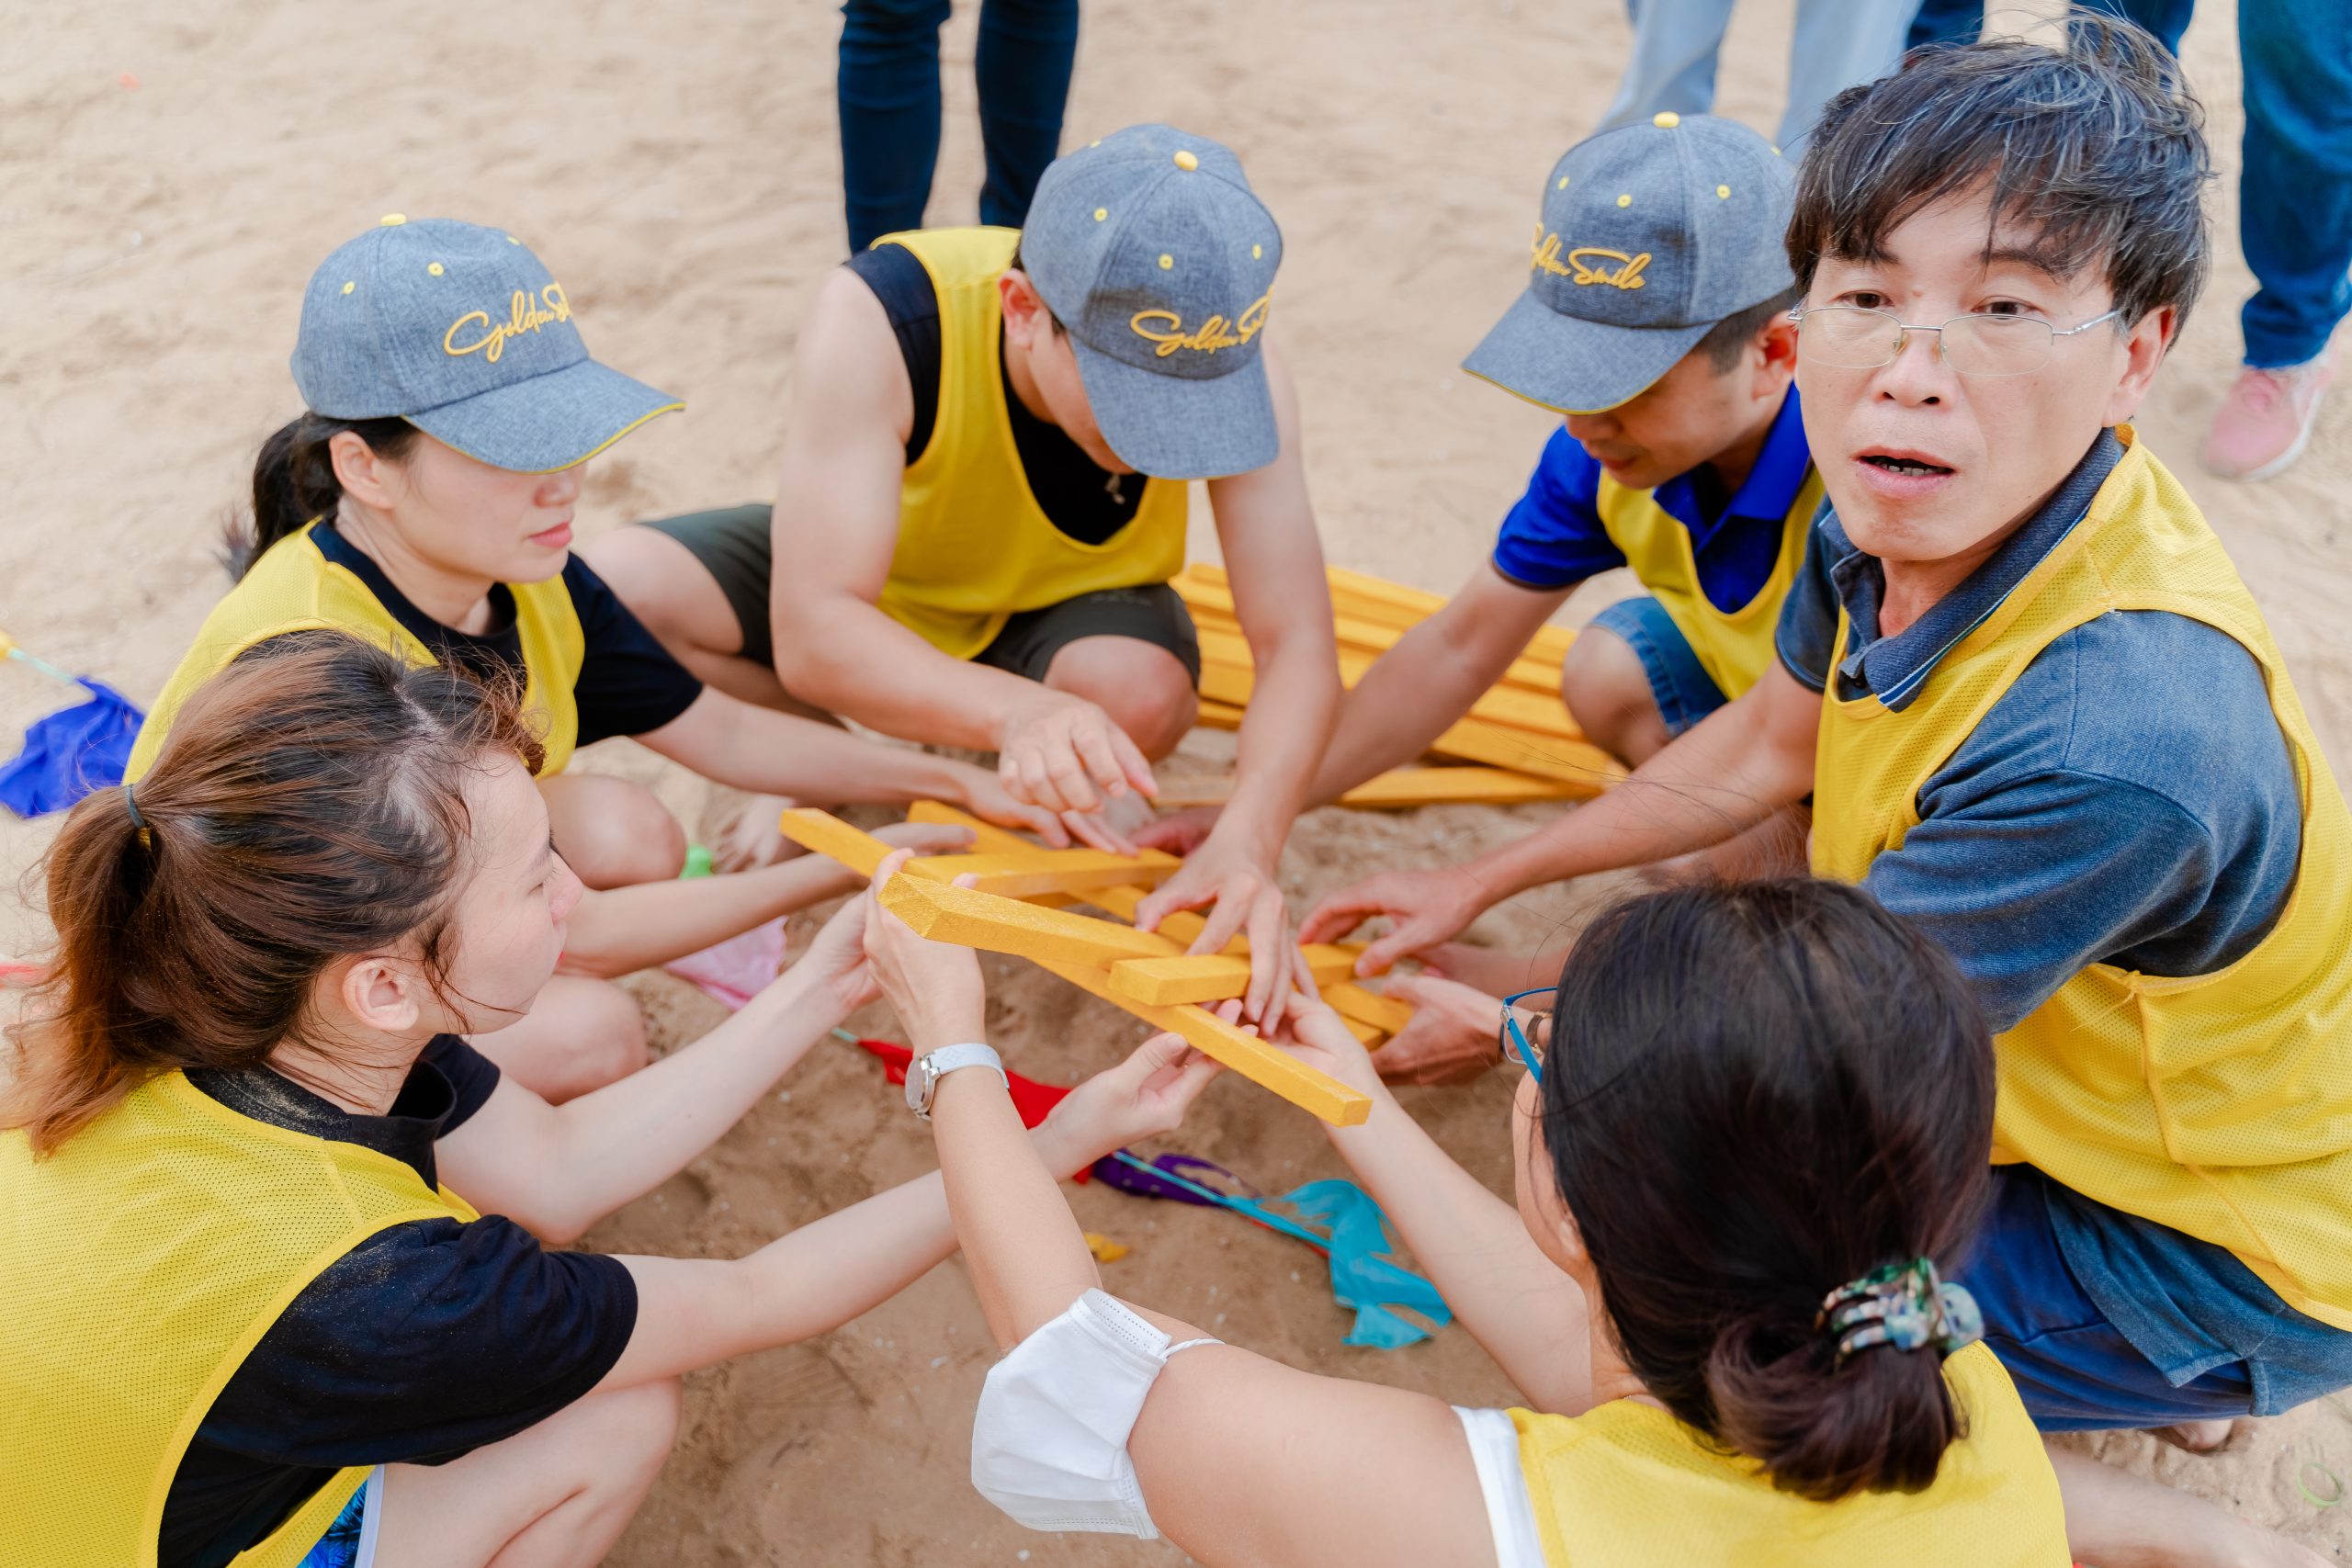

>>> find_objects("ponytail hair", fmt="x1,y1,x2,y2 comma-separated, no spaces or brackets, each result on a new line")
1538,879,1996,1500
3,631,543,1154
223,413,418,579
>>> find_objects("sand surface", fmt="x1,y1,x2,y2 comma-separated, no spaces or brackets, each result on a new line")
5,0,2350,1561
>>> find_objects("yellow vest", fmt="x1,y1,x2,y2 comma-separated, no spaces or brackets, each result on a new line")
1511,1344,2067,1566
872,227,1191,660
1813,430,2352,1327
1596,464,1821,699
0,1071,477,1568
126,522,586,782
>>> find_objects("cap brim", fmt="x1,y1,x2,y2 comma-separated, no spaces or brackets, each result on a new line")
1461,288,1713,414
1066,336,1278,481
404,357,683,473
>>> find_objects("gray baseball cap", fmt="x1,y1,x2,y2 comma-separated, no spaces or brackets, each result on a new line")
1464,113,1795,413
290,216,681,472
1019,125,1283,479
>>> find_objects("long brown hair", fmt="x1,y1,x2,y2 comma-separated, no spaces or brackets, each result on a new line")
3,632,544,1154
1540,879,1996,1500
221,413,420,579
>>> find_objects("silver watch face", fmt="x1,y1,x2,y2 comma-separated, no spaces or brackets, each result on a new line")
905,1058,930,1115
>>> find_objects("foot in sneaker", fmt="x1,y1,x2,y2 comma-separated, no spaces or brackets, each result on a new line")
2201,353,2335,481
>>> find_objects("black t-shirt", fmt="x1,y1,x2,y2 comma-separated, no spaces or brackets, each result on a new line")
843,242,1148,547
159,1038,639,1568
310,523,704,746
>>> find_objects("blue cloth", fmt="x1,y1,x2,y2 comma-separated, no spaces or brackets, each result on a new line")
1491,389,1813,615
1905,0,2352,368
1586,596,1728,736
294,1471,375,1568
0,679,143,817
838,0,1080,253
1966,1167,2352,1428
1777,429,2343,1424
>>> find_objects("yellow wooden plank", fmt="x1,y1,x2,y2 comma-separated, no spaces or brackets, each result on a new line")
1181,583,1564,697
1034,955,1372,1126
878,874,1180,966
1105,946,1359,1008
903,848,1179,897
1182,560,1577,668
1195,698,1247,730
1196,630,1581,741
1338,766,1583,807
776,807,896,877
1325,979,1415,1035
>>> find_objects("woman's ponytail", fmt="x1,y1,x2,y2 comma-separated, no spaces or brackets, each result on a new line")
1537,880,1998,1502
222,413,418,580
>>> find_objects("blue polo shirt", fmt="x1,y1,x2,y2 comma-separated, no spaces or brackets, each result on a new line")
1777,428,2349,1412
1490,388,1813,604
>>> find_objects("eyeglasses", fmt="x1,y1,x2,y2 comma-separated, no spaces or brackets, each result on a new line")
1499,987,1552,1080
1789,304,2122,378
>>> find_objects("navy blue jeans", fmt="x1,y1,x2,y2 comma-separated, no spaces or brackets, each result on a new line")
1905,0,2352,367
837,0,1080,254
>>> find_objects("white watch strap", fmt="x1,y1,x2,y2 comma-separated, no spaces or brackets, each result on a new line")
912,1043,1008,1118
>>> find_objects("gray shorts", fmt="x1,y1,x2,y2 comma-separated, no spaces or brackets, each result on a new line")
636,504,1200,684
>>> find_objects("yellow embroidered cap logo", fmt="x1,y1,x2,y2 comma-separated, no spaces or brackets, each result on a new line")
443,283,572,363
1129,291,1272,357
1530,227,1650,290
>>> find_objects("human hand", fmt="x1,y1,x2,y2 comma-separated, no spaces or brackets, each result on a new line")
1298,863,1491,976
1130,805,1220,858
859,851,987,1048
994,686,1158,817
807,820,975,897
1132,840,1293,1025
1367,975,1511,1087
780,896,881,1018
1037,1014,1231,1170
950,763,1074,848
1267,987,1385,1100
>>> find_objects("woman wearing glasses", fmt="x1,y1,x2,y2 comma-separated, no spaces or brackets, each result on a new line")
865,863,2105,1565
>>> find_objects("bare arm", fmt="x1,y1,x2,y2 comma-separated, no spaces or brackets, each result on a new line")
436,906,876,1242
1309,565,1570,805
1132,349,1344,1020
1304,660,1823,971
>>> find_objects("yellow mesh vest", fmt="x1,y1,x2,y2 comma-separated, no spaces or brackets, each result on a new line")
126,522,587,782
1813,431,2352,1327
1595,465,1822,699
871,227,1191,660
0,1072,479,1567
1510,1345,2067,1566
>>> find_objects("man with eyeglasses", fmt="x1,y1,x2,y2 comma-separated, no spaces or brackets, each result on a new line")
1307,21,2352,1495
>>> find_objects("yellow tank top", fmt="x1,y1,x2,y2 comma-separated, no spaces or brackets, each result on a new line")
126,522,586,782
873,227,1191,660
1813,430,2352,1327
1595,464,1821,699
0,1071,477,1568
1510,1344,2067,1566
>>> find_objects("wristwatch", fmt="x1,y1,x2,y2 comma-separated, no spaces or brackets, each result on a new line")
905,1043,1009,1121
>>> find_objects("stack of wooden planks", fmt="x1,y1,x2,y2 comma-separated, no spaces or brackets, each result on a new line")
779,805,1409,1126
1171,562,1625,802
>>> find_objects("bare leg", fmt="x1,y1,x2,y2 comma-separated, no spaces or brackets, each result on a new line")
2045,1440,2330,1568
1559,625,1674,768
1042,635,1198,761
538,773,688,890
468,976,649,1103
373,1378,682,1568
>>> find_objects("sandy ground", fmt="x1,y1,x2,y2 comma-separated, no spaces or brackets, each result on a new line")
5,0,2350,1562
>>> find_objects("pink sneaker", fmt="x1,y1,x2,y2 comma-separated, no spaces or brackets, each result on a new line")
2201,353,2335,481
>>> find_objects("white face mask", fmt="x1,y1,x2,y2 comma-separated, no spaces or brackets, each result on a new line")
968,1288,1222,1539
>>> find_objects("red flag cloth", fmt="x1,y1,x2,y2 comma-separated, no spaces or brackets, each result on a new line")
854,1038,1090,1182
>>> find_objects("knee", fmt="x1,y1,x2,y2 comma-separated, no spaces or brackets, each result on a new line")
602,1378,684,1479
578,985,651,1094
559,784,688,890
1559,629,1662,757
1046,645,1197,761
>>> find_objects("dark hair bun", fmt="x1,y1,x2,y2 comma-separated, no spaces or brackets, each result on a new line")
1705,1311,1963,1501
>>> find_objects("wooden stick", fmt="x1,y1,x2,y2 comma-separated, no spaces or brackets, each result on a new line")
1107,947,1359,1008
901,848,1179,897
776,807,896,877
878,874,1179,966
1033,955,1372,1126
1180,581,1564,697
1195,631,1582,740
1322,980,1415,1035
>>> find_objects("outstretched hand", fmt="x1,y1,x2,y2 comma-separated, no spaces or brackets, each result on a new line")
1298,863,1491,976
859,850,987,1048
1365,975,1511,1087
1133,840,1294,1024
1040,1009,1233,1169
994,686,1159,818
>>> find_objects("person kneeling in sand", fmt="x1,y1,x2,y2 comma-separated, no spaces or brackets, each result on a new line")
1305,21,2352,1556
0,634,1215,1568
129,216,1031,1100
588,124,1342,1024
